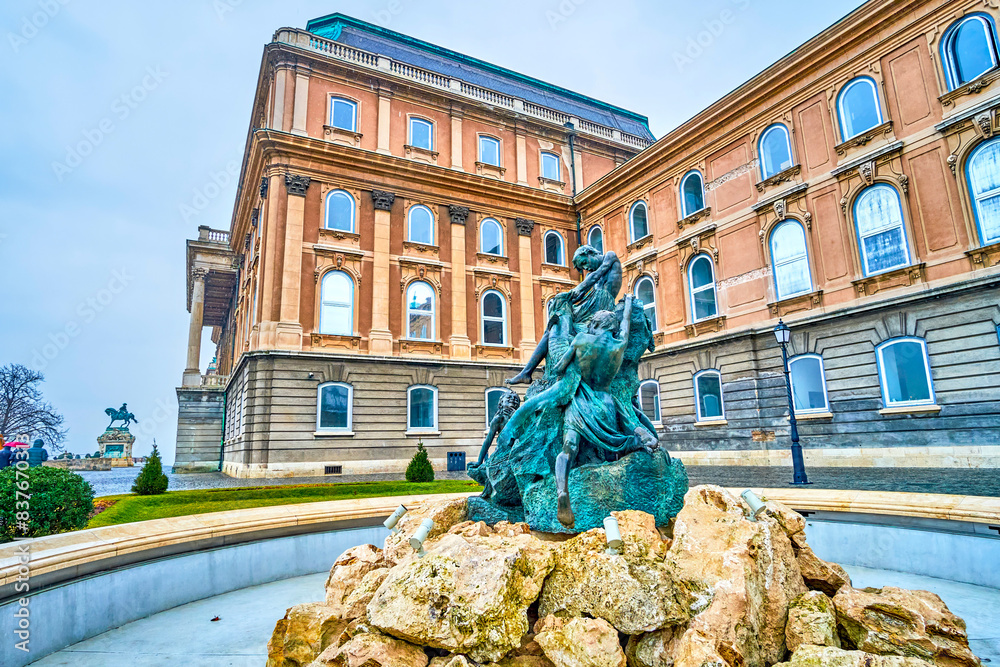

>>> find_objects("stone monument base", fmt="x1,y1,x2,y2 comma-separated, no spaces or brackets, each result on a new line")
97,428,135,467
468,448,688,534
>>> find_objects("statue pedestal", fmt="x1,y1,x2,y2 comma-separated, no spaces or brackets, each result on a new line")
98,428,135,467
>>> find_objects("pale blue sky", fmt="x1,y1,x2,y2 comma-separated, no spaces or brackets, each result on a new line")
0,0,864,462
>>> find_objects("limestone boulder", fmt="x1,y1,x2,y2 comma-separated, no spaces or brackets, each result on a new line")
665,485,807,667
383,498,469,563
367,531,555,663
624,627,683,667
786,591,840,653
326,544,393,618
790,532,852,596
833,586,980,667
764,499,807,537
534,615,626,667
776,645,933,666
539,510,688,634
309,631,429,667
429,655,474,667
267,602,350,667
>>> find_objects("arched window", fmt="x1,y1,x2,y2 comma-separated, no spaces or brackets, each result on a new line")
942,14,1000,91
541,152,561,181
837,77,883,141
759,124,794,179
634,275,657,330
629,201,649,242
481,290,507,346
966,137,1000,245
408,205,434,245
769,220,812,300
406,281,435,340
330,97,357,131
637,379,661,424
853,184,909,276
481,218,504,256
325,189,355,232
479,135,501,166
694,370,725,422
407,385,438,431
544,230,565,265
317,382,353,432
588,226,604,253
876,338,936,408
409,117,433,150
319,271,354,335
788,355,830,415
688,255,718,322
485,387,506,427
680,171,705,218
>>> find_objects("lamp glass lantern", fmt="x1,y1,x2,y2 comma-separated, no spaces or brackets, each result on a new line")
773,320,791,346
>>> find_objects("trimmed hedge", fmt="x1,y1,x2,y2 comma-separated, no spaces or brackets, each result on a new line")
0,465,95,542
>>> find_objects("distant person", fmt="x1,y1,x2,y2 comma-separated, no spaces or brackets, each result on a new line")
27,439,49,467
0,443,13,470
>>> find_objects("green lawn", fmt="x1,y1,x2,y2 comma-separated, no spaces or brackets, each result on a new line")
87,480,481,528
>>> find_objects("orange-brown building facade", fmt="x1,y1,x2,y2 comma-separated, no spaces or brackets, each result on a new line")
177,0,1000,476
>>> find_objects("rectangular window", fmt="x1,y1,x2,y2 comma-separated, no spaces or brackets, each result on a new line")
695,372,725,421
877,339,935,407
409,117,433,150
331,98,357,131
317,383,352,432
408,387,437,430
479,136,500,166
789,356,830,414
541,152,560,180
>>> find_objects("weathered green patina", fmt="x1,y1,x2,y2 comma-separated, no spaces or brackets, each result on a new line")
104,403,138,430
468,245,688,533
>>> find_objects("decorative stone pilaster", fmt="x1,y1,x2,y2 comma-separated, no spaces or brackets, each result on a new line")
449,205,470,225
285,174,311,196
515,217,535,236
372,190,396,211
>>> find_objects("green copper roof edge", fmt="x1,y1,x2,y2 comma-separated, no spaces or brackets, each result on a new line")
304,12,651,131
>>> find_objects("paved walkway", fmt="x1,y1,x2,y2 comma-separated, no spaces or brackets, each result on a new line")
31,566,998,666
81,465,999,498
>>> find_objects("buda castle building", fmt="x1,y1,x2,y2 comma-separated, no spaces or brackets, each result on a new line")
176,0,1000,476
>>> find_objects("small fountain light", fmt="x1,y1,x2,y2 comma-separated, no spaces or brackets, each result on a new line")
409,518,435,557
741,490,767,521
384,504,408,533
603,516,623,555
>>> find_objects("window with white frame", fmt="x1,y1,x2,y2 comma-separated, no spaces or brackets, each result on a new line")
481,218,504,255
588,226,604,253
408,205,434,245
319,271,354,336
966,137,1000,246
317,382,353,432
942,14,1000,91
688,255,718,321
694,370,725,422
407,385,438,431
853,184,910,276
541,151,561,181
634,276,657,330
629,201,650,242
680,171,706,218
759,124,794,179
481,290,507,346
479,135,501,166
770,220,812,300
638,379,661,424
485,387,505,427
330,97,357,132
544,230,565,265
406,281,435,340
325,189,355,232
837,77,883,141
788,354,830,414
409,117,433,150
876,338,936,408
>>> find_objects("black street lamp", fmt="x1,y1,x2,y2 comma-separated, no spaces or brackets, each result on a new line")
773,319,811,485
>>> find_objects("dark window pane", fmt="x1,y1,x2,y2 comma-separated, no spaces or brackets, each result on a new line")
631,203,648,240
682,174,704,215
483,293,503,319
320,385,349,429
954,19,996,84
640,383,660,422
546,233,563,264
697,374,723,419
482,221,502,255
486,390,502,424
690,257,714,289
881,342,932,404
409,388,434,428
483,319,504,344
589,227,603,253
790,357,827,411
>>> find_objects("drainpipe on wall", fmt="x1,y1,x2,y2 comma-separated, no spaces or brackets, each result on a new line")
218,391,226,472
565,122,582,245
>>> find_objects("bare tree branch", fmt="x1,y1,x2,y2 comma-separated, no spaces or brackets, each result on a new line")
0,364,67,452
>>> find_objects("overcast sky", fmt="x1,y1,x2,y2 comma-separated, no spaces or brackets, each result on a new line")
0,0,864,463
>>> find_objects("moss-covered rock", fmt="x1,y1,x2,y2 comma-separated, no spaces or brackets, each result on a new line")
534,615,626,667
776,644,933,667
267,602,350,667
786,591,840,652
